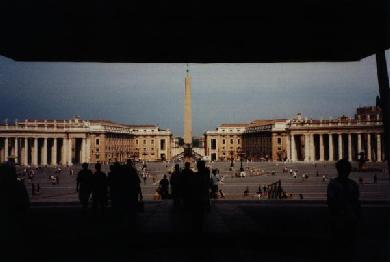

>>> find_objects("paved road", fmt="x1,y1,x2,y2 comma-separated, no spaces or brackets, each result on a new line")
17,161,390,202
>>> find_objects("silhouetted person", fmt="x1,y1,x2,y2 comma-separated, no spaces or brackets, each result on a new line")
256,185,262,195
219,189,225,199
92,163,108,216
244,186,249,197
159,175,170,199
76,163,93,215
327,159,360,261
181,161,194,207
190,160,210,232
108,162,122,214
210,169,220,199
0,162,30,252
125,160,143,226
170,164,181,207
109,160,142,228
357,152,366,170
277,180,282,199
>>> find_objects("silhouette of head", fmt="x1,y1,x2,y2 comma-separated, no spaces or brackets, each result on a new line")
197,160,205,170
335,159,352,179
95,163,101,172
0,162,17,187
185,162,191,169
81,163,88,170
127,159,134,167
163,174,167,179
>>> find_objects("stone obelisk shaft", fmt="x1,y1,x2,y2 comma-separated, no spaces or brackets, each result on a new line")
183,71,192,161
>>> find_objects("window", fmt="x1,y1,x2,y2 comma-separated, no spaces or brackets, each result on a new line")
238,139,240,144
96,139,99,145
151,139,154,144
96,154,99,159
96,148,99,152
160,139,166,150
211,139,216,150
230,139,233,144
223,139,225,144
277,138,282,144
136,139,138,145
143,140,146,145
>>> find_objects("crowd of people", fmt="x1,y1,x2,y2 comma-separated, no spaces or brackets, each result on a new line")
76,160,143,219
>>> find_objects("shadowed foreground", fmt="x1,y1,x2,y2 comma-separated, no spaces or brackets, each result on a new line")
6,200,390,262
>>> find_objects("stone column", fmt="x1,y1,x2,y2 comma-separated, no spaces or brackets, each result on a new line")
291,135,297,161
328,134,334,161
310,133,315,161
81,138,87,163
14,138,19,164
338,134,343,160
42,137,48,166
319,134,324,161
33,138,38,166
304,134,310,162
367,133,372,161
4,137,9,161
377,134,382,162
286,134,291,161
68,138,72,165
52,138,57,165
24,138,28,166
86,137,91,163
357,133,362,154
348,133,352,161
62,138,67,165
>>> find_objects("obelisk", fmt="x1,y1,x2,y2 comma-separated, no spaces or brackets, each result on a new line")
183,64,192,162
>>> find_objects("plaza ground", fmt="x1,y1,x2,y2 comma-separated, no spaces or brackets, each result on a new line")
18,161,390,202
9,161,390,261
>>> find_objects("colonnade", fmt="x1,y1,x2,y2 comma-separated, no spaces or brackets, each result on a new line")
287,132,384,162
0,136,90,166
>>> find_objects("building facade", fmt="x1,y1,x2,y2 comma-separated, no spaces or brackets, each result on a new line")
287,107,384,162
130,125,172,162
0,117,172,166
242,120,288,161
204,106,385,163
204,124,247,161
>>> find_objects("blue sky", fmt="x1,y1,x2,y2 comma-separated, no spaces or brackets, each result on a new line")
0,50,389,136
